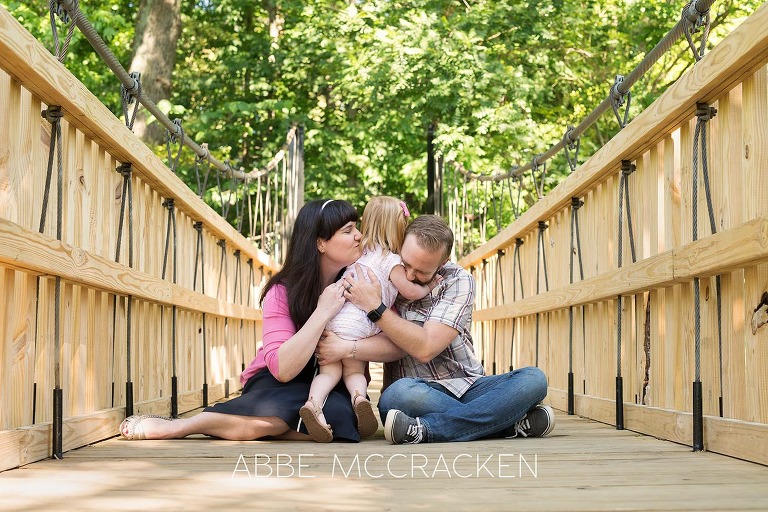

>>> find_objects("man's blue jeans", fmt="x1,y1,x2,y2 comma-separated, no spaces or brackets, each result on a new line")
377,366,548,442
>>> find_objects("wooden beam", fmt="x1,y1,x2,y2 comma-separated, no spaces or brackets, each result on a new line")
0,429,22,473
548,388,768,466
0,218,262,321
475,217,768,320
0,8,277,273
475,250,674,321
0,378,243,473
673,216,768,279
704,415,768,466
460,3,768,269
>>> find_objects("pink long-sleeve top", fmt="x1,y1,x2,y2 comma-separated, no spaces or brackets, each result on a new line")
240,284,296,385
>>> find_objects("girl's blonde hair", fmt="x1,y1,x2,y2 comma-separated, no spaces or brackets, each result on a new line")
360,196,409,254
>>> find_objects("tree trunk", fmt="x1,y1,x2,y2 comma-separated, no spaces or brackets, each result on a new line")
129,0,182,146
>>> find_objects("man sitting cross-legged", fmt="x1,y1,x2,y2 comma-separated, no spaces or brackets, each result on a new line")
317,214,555,444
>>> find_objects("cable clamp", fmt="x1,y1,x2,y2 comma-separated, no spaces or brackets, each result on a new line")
695,102,717,122
682,0,709,27
531,155,540,172
682,1,711,61
171,118,184,141
50,0,72,23
117,163,133,177
620,160,636,176
196,143,210,163
531,154,546,199
563,126,580,173
41,105,64,123
121,72,141,103
610,75,632,129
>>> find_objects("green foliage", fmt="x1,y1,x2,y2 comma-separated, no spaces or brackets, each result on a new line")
3,0,134,112
3,0,763,231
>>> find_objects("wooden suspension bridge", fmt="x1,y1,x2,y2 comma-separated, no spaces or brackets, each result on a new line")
1,2,768,510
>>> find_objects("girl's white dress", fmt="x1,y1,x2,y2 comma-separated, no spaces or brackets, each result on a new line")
326,246,402,340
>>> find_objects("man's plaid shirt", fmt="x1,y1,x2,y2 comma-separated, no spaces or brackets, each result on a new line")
387,260,485,397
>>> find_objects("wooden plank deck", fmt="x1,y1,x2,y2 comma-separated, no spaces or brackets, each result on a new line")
2,367,768,511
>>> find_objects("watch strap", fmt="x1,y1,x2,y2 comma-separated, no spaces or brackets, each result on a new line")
366,302,387,322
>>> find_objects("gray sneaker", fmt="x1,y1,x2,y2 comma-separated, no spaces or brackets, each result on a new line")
384,409,424,444
507,404,555,438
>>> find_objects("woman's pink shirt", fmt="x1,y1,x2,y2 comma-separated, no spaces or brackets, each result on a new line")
240,284,296,385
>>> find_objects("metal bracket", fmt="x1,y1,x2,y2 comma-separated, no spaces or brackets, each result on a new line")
751,292,768,335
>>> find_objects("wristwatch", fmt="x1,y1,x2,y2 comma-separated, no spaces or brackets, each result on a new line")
366,302,387,322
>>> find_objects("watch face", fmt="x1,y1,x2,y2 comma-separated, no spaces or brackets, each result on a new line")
368,303,386,322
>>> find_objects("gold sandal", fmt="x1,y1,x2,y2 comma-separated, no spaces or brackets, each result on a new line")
299,397,333,443
353,391,379,438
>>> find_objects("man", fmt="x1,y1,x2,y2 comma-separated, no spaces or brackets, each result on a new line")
318,215,554,444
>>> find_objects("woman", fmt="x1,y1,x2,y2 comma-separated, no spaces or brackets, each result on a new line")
119,199,365,441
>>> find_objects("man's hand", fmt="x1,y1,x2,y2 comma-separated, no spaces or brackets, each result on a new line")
315,330,353,365
342,263,382,312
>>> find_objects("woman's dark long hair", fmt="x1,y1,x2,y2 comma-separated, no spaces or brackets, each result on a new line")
260,199,358,327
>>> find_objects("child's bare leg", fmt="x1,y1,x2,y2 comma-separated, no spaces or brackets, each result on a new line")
341,357,369,401
304,361,342,425
342,358,379,438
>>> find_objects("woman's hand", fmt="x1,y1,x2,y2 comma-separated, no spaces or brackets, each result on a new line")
316,280,348,320
316,330,353,365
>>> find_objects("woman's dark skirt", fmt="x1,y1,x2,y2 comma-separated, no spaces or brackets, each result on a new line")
203,359,361,442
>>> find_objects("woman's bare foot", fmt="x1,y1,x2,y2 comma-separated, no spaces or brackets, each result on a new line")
119,415,175,440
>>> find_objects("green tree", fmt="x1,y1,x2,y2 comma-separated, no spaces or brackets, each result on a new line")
3,0,762,228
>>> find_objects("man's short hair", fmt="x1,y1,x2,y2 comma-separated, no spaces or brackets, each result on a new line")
404,215,453,261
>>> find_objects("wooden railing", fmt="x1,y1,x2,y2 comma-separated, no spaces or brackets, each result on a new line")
460,3,768,465
0,8,278,471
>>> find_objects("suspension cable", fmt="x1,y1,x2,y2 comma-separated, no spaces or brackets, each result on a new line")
39,104,65,458
52,0,300,182
161,198,179,417
448,0,716,186
234,250,245,374
509,237,525,371
535,221,550,367
692,101,719,450
568,197,585,415
614,159,637,431
193,221,209,407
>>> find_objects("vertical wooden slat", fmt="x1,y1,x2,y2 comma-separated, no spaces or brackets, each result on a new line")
0,71,14,224
84,287,95,414
742,66,768,424
18,272,37,427
34,276,52,424
716,85,746,420
97,290,111,410
70,284,85,417
660,133,677,410
0,268,11,430
19,85,35,233
679,117,696,415
111,295,126,409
